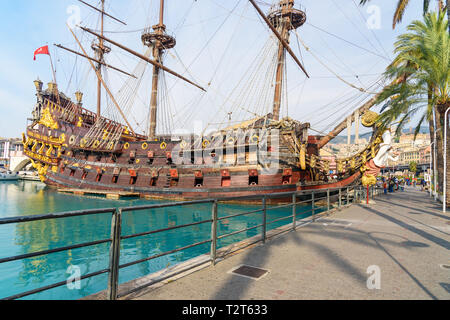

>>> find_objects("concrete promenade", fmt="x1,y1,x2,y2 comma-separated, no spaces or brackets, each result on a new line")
128,187,450,300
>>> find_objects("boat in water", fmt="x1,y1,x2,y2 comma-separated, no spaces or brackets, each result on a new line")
0,170,19,181
23,0,387,200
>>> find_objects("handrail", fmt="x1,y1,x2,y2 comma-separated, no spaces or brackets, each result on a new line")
0,185,380,300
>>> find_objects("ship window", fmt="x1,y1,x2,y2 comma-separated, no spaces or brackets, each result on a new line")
70,169,76,177
166,152,173,165
249,176,258,186
81,171,88,180
282,176,292,184
221,176,231,187
170,177,179,187
195,177,204,187
150,177,158,186
96,174,102,182
112,175,119,184
130,176,137,185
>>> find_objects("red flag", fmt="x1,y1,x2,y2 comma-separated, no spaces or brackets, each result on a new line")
33,45,49,61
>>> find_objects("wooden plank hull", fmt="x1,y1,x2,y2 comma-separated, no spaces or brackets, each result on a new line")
24,93,362,202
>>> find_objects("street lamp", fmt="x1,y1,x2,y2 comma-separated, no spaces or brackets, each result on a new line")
444,108,450,213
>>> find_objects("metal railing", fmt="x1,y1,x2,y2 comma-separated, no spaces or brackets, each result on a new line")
0,185,381,300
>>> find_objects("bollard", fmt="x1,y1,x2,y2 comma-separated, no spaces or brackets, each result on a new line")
312,191,315,222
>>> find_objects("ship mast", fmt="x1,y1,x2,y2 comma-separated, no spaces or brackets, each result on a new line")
142,0,176,139
268,0,307,121
91,0,110,118
249,0,307,121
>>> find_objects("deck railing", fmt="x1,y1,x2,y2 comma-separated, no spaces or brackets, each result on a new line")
0,185,382,300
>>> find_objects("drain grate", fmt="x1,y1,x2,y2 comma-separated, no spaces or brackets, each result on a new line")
229,265,269,280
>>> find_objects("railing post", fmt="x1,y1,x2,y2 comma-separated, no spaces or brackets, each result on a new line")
262,196,267,244
292,193,297,231
312,191,315,222
210,200,218,266
354,187,357,203
346,187,349,205
327,189,330,212
338,188,342,209
107,208,122,300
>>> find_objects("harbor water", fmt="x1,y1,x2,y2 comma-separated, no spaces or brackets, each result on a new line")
0,180,318,300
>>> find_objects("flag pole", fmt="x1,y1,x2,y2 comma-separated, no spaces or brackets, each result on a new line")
48,48,61,105
48,53,57,85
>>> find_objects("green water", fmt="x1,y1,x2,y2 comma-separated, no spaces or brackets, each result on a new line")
0,181,317,300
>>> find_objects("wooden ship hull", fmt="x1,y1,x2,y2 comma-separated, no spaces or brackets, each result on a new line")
23,89,366,202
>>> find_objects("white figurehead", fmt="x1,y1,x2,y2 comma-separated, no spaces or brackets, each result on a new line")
373,127,399,168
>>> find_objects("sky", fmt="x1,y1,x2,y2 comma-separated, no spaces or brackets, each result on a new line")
0,0,431,139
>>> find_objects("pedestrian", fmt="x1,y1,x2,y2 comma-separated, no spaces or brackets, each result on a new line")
389,179,394,193
383,180,387,194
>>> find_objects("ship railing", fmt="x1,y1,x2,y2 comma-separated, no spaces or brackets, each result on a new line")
0,185,383,300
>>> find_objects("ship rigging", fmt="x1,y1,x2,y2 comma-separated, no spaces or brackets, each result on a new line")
23,0,394,199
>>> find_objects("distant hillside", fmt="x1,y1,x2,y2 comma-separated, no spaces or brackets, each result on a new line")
328,126,430,144
329,132,372,144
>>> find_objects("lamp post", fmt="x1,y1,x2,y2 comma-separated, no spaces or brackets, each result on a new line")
443,108,450,213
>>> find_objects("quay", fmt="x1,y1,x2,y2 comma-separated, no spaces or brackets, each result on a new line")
19,174,40,181
120,187,449,300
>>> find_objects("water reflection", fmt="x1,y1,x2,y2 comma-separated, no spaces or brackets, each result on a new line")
0,181,314,300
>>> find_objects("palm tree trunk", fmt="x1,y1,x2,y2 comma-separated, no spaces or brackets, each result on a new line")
428,86,436,191
434,106,444,196
429,119,435,189
440,102,450,207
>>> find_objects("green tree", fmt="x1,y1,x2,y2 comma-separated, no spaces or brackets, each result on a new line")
360,0,448,32
375,11,449,202
409,161,418,174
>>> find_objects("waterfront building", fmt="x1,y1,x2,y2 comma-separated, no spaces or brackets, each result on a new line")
0,138,24,169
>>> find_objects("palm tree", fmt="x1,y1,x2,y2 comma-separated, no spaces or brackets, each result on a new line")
359,0,448,32
409,161,418,175
375,11,449,202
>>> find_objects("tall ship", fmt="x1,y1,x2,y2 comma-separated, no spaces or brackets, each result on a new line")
23,0,388,200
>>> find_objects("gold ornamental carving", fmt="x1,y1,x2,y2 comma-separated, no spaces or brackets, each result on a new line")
39,107,59,130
